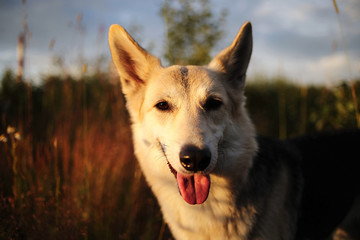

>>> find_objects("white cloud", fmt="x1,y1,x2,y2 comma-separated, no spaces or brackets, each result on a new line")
249,50,360,85
315,53,347,72
304,53,359,84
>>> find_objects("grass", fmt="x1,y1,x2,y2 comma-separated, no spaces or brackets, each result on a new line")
0,69,359,239
0,71,170,239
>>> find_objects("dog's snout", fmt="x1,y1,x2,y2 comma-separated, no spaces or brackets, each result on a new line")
179,145,211,172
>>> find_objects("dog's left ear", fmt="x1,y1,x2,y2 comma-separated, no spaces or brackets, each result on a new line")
109,24,162,95
208,22,252,88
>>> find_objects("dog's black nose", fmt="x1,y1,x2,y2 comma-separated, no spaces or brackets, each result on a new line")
179,145,211,172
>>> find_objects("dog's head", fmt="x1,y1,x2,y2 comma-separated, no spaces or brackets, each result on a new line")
109,22,256,205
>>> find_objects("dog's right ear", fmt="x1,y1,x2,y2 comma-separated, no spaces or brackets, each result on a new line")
109,25,162,95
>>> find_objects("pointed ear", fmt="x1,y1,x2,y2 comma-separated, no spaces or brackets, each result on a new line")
208,21,252,88
108,24,162,95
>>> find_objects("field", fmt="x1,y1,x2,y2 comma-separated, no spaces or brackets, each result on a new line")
0,69,359,239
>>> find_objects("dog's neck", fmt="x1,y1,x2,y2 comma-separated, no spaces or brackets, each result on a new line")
154,169,258,239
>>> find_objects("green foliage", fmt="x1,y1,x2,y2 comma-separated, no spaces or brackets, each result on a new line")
161,0,227,65
246,78,360,138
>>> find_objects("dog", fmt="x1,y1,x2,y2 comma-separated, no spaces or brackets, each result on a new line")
109,22,360,239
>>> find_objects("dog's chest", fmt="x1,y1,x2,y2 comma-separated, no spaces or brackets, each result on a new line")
160,181,255,240
167,203,254,239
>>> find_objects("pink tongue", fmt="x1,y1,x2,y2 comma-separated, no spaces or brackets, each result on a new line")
176,173,210,205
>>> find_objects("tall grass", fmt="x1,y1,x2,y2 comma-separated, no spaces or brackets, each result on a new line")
1,70,359,239
0,71,169,239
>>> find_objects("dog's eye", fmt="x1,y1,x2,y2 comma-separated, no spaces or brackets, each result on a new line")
155,101,171,111
204,97,223,111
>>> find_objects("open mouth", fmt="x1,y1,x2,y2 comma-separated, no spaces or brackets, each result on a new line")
159,141,211,205
166,159,177,177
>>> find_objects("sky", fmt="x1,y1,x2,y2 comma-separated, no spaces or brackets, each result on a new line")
0,0,359,85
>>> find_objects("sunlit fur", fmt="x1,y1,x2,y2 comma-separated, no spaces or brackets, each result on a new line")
109,22,266,239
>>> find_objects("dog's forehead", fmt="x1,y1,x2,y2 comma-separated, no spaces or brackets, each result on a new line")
160,65,220,91
145,65,226,107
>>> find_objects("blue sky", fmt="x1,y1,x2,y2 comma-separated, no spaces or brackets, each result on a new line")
0,0,359,85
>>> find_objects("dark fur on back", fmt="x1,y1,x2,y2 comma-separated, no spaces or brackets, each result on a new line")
250,130,360,239
290,130,360,239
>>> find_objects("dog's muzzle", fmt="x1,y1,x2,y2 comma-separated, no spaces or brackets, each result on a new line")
176,145,211,205
159,140,211,205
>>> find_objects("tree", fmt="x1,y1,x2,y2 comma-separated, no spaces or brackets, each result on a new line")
161,0,227,65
